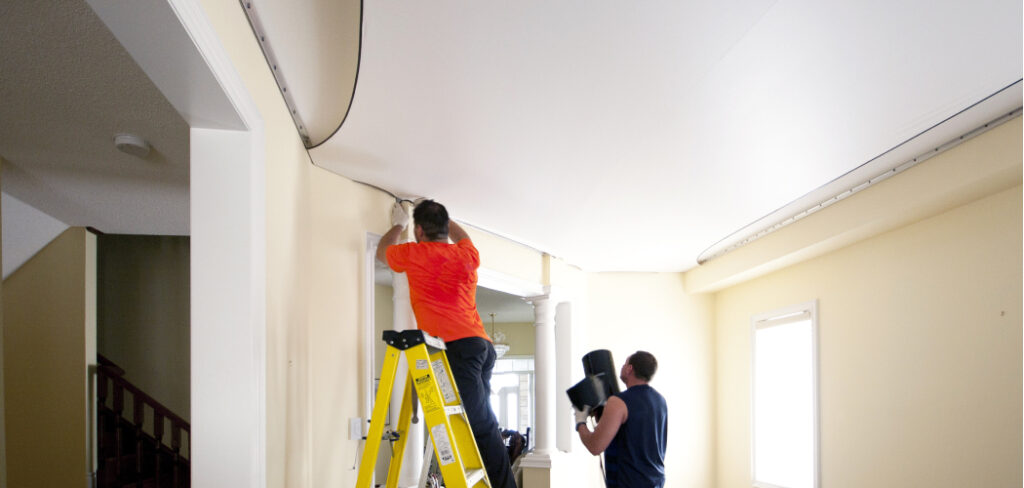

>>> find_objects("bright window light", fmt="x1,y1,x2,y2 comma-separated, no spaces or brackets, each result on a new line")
752,303,818,488
489,364,532,433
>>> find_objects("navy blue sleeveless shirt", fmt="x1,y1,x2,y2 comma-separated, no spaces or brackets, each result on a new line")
603,384,667,488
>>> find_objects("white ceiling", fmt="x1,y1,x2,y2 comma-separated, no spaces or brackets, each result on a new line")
0,0,190,236
2,1,1020,275
257,0,1022,271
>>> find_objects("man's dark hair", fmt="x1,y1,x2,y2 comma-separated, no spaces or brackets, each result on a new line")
627,351,658,382
413,199,449,241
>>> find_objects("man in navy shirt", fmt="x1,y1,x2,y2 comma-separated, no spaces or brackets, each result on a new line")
575,351,668,488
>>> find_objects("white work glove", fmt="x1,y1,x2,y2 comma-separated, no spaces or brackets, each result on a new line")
391,201,410,229
573,405,592,430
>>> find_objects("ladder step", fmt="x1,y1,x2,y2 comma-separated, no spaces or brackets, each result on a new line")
465,468,486,486
444,405,464,416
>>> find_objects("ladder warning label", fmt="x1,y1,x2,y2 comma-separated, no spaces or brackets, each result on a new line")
415,359,429,370
432,360,457,403
431,424,457,466
415,374,441,414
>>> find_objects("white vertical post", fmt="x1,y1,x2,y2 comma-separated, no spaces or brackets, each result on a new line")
190,127,266,487
390,272,424,487
525,292,556,460
554,301,573,452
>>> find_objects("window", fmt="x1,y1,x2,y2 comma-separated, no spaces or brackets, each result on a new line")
489,358,534,437
752,301,819,488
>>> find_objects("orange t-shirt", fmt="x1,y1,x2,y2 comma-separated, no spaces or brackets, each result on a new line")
386,239,490,343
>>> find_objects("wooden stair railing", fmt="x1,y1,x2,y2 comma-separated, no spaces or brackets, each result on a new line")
97,354,190,488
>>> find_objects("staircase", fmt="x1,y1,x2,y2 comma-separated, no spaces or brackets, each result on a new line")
97,355,190,487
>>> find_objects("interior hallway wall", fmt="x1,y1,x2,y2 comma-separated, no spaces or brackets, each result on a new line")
556,272,715,488
714,185,1022,487
488,321,535,357
97,234,190,420
2,227,96,487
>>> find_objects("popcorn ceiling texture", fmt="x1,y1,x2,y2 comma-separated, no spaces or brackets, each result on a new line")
0,0,189,236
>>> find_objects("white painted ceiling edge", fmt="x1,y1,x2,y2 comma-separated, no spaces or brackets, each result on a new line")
2,192,69,280
252,0,1023,272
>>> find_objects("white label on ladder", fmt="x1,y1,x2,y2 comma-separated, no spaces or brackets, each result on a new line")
415,359,429,370
430,424,457,466
432,359,457,403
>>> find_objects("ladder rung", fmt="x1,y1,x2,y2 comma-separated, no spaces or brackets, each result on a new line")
444,405,464,416
465,468,486,486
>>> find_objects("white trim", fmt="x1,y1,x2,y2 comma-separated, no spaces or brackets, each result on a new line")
755,310,812,329
364,232,381,423
477,268,546,298
750,300,819,488
359,232,380,485
517,452,552,469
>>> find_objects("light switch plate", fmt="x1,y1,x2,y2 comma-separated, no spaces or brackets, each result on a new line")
349,417,363,441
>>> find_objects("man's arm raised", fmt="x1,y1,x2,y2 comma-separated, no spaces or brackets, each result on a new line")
376,202,409,263
448,220,471,243
577,396,628,455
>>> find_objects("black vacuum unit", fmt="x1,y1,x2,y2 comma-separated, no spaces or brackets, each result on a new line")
566,349,621,419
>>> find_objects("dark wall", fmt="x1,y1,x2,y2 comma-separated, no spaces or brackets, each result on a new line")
98,234,189,420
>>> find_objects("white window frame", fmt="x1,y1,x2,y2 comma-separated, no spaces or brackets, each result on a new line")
750,300,820,488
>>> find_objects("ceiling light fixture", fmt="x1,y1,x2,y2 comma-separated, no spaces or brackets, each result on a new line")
489,313,510,359
113,133,151,158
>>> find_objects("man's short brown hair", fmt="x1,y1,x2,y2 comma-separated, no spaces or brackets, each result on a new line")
627,351,658,382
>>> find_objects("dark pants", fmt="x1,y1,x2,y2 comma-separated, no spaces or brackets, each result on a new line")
445,337,517,488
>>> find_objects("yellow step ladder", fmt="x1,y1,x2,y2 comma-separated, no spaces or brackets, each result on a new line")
356,330,492,488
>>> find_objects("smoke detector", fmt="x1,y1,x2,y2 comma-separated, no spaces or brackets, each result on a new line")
113,133,151,158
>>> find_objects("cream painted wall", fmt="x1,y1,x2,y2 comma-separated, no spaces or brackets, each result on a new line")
307,171,399,487
468,226,544,286
3,227,96,487
491,321,535,357
714,185,1022,487
563,272,716,488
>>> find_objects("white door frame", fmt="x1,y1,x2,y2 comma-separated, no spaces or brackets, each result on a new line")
86,1,267,486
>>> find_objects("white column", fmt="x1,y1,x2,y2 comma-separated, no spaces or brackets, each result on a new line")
523,292,556,464
190,128,266,488
389,271,424,487
554,301,573,452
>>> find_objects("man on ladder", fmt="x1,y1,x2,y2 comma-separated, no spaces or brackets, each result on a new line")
377,199,518,488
